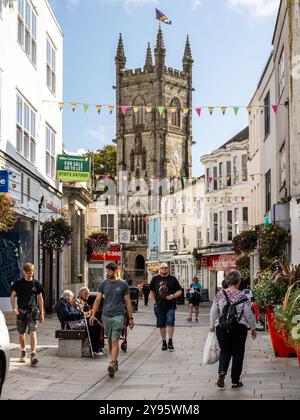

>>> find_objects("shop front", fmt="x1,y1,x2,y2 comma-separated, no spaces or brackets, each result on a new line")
88,244,121,291
173,255,195,292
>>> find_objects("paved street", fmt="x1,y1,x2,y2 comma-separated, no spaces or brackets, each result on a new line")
2,302,300,401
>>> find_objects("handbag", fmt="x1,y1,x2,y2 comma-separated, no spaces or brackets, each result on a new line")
203,332,220,365
68,320,85,330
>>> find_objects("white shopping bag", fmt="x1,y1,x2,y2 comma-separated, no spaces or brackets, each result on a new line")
203,332,220,365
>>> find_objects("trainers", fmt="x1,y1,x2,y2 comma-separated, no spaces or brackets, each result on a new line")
93,351,104,357
20,350,27,363
216,373,226,388
168,341,174,352
162,341,168,351
30,352,38,366
186,318,192,322
108,361,117,378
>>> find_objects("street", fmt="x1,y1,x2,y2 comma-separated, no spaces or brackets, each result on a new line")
1,302,300,401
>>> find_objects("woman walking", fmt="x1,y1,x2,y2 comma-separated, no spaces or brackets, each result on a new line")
210,270,257,389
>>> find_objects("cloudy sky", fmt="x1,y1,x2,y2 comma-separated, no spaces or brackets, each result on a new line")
48,0,280,176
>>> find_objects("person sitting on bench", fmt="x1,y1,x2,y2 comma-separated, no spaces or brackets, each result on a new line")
55,290,84,330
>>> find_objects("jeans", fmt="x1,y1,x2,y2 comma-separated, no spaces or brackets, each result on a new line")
216,324,248,383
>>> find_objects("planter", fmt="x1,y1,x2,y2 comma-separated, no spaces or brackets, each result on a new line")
266,308,296,358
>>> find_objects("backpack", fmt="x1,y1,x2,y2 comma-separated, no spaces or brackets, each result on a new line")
218,291,248,332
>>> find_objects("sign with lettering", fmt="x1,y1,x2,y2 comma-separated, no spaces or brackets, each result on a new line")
91,245,121,261
56,155,91,182
0,170,10,193
209,255,238,271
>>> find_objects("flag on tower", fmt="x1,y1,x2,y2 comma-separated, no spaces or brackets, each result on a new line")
155,8,172,25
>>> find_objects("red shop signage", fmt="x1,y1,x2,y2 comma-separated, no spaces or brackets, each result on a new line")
91,245,121,261
200,257,209,267
209,255,238,271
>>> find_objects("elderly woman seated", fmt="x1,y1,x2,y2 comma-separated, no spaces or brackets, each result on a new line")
55,290,84,330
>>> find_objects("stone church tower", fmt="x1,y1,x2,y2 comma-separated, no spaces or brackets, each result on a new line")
115,27,193,281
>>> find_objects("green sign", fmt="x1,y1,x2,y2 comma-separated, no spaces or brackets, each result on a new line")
57,155,91,182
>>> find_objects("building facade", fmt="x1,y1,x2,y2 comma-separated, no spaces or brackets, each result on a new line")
200,128,251,300
115,27,194,282
0,0,63,313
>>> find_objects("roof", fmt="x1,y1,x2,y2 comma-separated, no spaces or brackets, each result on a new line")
218,126,249,151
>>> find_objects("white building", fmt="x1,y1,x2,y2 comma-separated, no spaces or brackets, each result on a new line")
160,177,205,292
200,128,251,300
0,0,63,312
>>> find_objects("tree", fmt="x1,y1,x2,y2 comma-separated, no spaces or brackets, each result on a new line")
89,145,117,179
0,193,16,232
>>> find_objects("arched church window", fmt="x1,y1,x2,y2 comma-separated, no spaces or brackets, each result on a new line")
134,133,142,154
133,96,146,127
142,148,146,170
130,150,135,172
170,98,181,128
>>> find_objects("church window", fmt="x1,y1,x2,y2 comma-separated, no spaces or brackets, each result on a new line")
170,98,181,128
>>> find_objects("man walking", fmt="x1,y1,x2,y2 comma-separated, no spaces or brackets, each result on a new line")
10,263,44,366
149,263,182,351
142,282,150,306
90,263,134,378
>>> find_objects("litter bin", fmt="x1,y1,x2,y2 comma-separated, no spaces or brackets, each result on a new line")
129,286,139,312
176,288,185,305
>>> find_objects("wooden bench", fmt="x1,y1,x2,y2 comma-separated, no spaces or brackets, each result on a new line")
55,330,92,358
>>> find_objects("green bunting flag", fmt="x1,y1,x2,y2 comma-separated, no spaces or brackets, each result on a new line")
233,107,239,115
158,106,165,116
83,104,89,113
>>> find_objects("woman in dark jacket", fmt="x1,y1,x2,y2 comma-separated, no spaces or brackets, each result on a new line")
55,290,83,329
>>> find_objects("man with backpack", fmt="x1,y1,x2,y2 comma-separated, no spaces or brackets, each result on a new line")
209,270,257,389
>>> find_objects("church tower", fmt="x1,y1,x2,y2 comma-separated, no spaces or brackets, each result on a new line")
115,28,194,280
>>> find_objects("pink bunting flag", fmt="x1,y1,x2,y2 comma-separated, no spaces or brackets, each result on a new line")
208,177,213,183
121,106,127,115
272,105,278,114
195,108,201,117
241,196,245,202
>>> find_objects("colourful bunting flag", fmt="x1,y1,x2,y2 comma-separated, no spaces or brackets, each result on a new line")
83,104,89,113
96,105,102,115
208,107,214,115
59,102,64,111
170,107,177,114
272,105,278,114
241,196,245,202
133,106,140,114
195,108,201,117
221,107,227,115
71,103,77,112
158,106,165,116
145,106,152,113
208,177,213,183
108,105,114,115
182,108,189,117
121,106,127,115
233,107,239,115
259,106,264,114
247,107,252,115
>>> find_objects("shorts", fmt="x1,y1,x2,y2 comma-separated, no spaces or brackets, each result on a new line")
189,295,201,307
17,311,38,335
154,306,176,328
102,314,125,341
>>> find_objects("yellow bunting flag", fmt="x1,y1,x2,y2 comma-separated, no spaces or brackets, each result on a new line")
145,106,152,113
259,106,264,114
71,103,77,112
247,107,252,115
208,107,214,115
182,108,189,116
133,106,140,113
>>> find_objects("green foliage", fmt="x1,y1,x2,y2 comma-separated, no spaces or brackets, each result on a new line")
274,287,300,346
41,218,72,252
86,231,110,261
0,193,16,232
90,145,117,179
258,224,290,262
232,230,258,255
253,271,289,313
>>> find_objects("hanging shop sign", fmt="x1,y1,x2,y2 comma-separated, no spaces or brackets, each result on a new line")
209,255,238,271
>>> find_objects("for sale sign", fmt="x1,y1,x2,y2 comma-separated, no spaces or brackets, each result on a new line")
57,155,91,182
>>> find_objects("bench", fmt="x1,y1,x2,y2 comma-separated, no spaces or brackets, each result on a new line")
55,330,92,358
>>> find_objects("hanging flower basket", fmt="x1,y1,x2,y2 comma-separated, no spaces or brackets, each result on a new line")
258,224,290,262
232,229,258,255
86,231,110,261
0,193,17,232
41,218,72,252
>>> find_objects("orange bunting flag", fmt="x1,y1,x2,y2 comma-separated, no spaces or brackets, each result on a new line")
121,106,127,115
59,102,64,111
108,105,114,115
71,103,77,112
208,107,214,115
221,107,227,115
96,105,102,115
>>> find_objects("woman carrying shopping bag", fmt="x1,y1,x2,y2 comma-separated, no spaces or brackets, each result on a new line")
209,270,257,389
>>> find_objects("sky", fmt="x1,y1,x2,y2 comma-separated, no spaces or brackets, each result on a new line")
48,0,280,177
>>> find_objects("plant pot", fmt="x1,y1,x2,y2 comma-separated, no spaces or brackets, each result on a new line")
266,307,296,358
296,347,300,367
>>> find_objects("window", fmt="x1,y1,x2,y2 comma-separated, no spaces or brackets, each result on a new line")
170,98,181,128
242,155,248,181
213,167,218,191
243,207,249,223
219,162,223,188
46,126,55,178
0,0,2,18
27,177,31,201
213,213,218,242
18,0,37,65
265,170,271,213
264,91,270,138
196,199,201,219
101,214,115,242
164,229,168,251
226,161,232,187
280,143,286,187
219,211,224,243
234,208,239,237
173,227,177,243
233,156,238,184
206,168,210,193
182,225,187,249
47,38,56,94
196,229,202,248
16,93,36,164
279,50,285,97
206,214,210,244
227,210,233,241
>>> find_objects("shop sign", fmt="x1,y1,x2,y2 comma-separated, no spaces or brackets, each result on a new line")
200,256,209,267
209,255,238,271
0,170,10,193
57,155,91,182
91,245,121,261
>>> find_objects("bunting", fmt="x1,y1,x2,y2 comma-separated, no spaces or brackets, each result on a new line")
96,105,102,115
208,107,214,116
83,104,89,113
71,103,77,112
59,102,64,111
195,108,201,117
108,105,114,115
233,107,239,116
221,107,227,115
158,106,165,116
121,106,127,115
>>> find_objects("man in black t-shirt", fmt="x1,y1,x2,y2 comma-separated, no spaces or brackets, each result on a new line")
10,263,44,366
149,263,182,351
